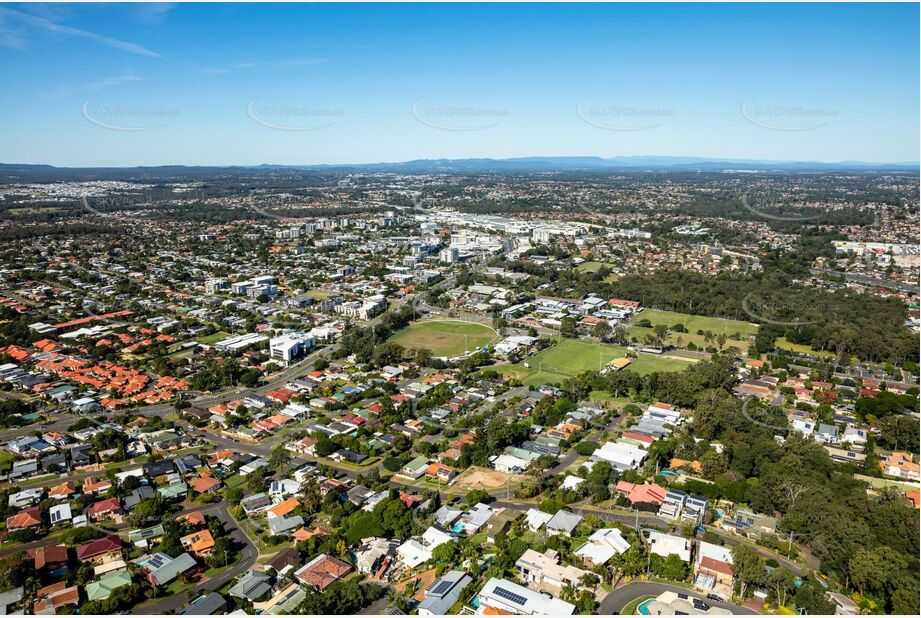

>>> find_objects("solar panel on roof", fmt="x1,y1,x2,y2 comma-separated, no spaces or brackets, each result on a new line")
430,580,453,596
493,587,527,606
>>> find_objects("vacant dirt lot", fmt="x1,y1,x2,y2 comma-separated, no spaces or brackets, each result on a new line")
454,465,516,490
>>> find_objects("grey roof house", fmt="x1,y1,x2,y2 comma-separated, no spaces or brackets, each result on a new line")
417,570,472,616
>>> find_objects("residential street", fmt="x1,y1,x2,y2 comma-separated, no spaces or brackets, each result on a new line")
599,581,757,615
131,502,258,615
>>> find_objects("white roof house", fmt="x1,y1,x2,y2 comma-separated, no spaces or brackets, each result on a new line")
515,548,590,591
397,526,454,568
491,454,529,474
647,531,692,562
525,508,553,532
396,539,431,569
49,503,73,525
575,527,631,566
791,417,816,435
591,442,647,471
457,503,495,534
475,577,575,615
842,426,868,445
697,541,733,567
421,526,454,549
269,479,301,498
115,468,145,483
561,475,585,491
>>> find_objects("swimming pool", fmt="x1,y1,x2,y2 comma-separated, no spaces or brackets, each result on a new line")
659,470,678,477
637,599,653,615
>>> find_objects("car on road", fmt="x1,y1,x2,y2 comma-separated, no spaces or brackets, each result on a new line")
706,594,723,602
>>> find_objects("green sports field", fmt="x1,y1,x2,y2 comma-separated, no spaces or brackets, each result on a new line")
388,320,498,357
774,336,835,359
631,309,759,338
495,338,696,386
196,331,231,345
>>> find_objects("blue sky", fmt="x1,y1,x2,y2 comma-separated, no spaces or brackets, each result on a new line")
0,2,917,166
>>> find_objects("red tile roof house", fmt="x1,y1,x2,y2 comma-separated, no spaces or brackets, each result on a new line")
6,507,42,530
87,497,122,521
425,462,457,482
76,535,124,564
295,554,352,591
615,481,667,506
190,474,222,494
621,431,656,447
33,581,80,614
266,388,295,403
698,556,734,588
29,544,69,573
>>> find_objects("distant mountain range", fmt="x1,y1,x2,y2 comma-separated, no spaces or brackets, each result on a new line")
1,156,917,181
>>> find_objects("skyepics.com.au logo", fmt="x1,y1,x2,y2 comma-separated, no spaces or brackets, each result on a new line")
81,99,178,132
740,97,838,132
246,97,344,131
741,291,821,327
410,97,508,132
241,191,305,222
576,97,673,131
740,190,820,223
81,195,151,221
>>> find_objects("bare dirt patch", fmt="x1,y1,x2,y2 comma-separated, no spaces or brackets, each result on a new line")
454,465,517,490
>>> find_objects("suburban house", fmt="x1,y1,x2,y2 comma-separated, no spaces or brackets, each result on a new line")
880,452,920,481
354,537,400,575
721,508,778,538
546,510,582,536
647,531,692,562
147,552,199,586
180,530,215,557
515,548,590,593
574,527,631,568
228,570,273,602
474,577,575,615
76,535,124,565
615,480,667,506
425,462,457,482
6,507,42,530
294,554,352,591
590,441,647,471
417,570,473,616
33,582,80,614
29,544,69,576
525,508,554,532
86,497,122,521
694,541,734,596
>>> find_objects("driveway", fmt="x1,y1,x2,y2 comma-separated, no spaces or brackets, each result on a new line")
599,581,756,615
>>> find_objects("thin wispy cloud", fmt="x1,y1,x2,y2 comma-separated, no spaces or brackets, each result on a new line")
201,58,328,76
280,58,328,67
86,74,142,92
0,6,162,58
0,22,28,49
48,73,142,99
131,3,178,25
